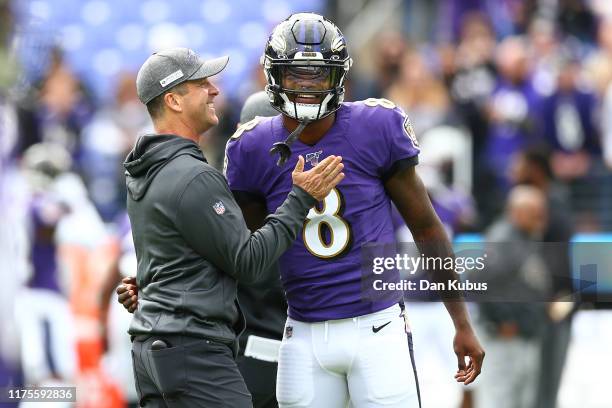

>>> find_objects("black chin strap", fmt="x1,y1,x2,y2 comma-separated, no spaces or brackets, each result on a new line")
269,119,310,167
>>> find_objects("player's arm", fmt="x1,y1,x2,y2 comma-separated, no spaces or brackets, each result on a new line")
385,166,485,385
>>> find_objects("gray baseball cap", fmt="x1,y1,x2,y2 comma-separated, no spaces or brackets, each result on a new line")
136,47,229,105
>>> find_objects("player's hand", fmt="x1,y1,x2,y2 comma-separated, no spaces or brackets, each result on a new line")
117,276,139,313
292,155,344,201
453,326,485,385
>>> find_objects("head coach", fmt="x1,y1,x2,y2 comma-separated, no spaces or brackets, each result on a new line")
124,47,344,407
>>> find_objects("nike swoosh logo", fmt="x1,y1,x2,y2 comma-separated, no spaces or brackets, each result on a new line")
372,321,391,333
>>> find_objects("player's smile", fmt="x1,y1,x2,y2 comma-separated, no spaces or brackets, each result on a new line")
294,93,320,104
285,88,326,105
282,66,332,105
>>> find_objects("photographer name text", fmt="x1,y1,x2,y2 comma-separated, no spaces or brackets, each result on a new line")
372,279,488,291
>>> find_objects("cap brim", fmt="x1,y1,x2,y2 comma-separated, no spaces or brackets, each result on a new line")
190,55,229,80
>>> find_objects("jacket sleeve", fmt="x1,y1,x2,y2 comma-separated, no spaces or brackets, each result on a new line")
175,169,316,284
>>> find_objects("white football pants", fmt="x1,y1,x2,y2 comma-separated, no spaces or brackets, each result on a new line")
14,288,76,385
276,304,420,408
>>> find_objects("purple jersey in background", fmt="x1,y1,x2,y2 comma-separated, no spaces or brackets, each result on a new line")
225,100,419,322
27,195,64,293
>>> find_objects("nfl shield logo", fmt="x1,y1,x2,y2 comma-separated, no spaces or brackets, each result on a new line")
305,150,323,167
213,201,226,215
285,326,293,338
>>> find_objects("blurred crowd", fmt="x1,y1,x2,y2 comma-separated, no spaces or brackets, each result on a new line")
353,0,612,233
1,0,612,407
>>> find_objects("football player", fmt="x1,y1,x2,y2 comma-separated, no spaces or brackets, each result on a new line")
224,13,484,408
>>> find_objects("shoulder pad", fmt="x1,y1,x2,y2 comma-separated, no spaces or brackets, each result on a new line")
229,116,267,141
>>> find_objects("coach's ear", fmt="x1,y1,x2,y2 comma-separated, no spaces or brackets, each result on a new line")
164,91,183,113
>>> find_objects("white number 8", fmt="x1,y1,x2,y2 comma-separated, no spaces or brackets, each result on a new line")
303,188,351,259
363,98,396,109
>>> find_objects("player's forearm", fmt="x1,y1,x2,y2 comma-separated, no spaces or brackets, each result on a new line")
413,235,459,288
443,299,473,331
413,223,473,330
389,166,475,329
415,234,473,331
412,222,458,285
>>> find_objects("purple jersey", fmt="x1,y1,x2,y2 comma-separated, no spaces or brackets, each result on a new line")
28,195,62,292
225,100,420,321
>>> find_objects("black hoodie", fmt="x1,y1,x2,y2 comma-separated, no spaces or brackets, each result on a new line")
124,134,315,344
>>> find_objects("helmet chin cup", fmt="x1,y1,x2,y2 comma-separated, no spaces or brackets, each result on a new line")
269,119,310,167
269,141,292,166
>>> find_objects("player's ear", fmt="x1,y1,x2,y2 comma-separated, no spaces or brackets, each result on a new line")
164,91,183,113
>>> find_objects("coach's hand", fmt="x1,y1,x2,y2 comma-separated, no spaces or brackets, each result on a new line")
453,326,485,385
292,155,344,201
117,276,139,313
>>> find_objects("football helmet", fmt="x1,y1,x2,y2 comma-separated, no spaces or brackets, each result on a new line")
22,142,72,190
262,13,352,122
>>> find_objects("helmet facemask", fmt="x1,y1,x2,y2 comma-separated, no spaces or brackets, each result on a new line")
264,59,350,122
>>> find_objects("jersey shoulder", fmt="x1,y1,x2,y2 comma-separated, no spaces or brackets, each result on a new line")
343,98,404,123
224,115,278,180
226,115,278,155
342,99,418,147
